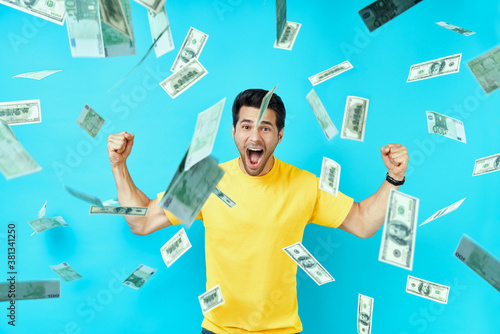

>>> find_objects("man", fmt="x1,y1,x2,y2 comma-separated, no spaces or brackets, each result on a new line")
418,282,431,296
386,220,412,246
107,89,409,334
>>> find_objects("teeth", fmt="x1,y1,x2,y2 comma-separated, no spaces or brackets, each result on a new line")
248,148,262,152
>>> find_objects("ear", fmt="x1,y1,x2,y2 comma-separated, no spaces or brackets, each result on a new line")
277,128,284,144
232,124,235,139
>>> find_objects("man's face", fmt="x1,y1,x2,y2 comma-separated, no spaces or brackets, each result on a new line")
232,106,283,176
422,283,430,295
389,224,407,239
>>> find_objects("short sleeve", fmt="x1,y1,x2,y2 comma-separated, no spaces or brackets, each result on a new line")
156,191,203,225
310,178,354,228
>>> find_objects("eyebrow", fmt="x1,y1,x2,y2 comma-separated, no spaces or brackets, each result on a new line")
240,119,275,128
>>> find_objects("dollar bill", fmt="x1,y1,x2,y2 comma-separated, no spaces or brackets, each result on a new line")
64,185,105,209
309,60,353,86
213,187,236,208
467,45,500,95
420,197,466,226
435,22,475,36
306,89,338,140
358,0,422,32
148,6,174,58
256,85,278,127
406,275,450,304
171,27,209,72
455,234,500,292
319,157,340,197
0,280,60,302
0,100,41,126
274,21,301,50
275,0,286,41
13,70,61,80
123,264,157,290
199,284,225,314
76,105,105,139
185,98,226,171
98,0,132,39
341,96,369,142
50,263,83,282
407,53,462,82
134,0,165,13
160,228,192,267
0,120,41,180
28,217,68,234
472,153,500,176
357,294,373,334
159,59,208,99
89,206,149,216
38,201,47,219
0,0,65,25
378,189,419,271
426,111,466,143
283,242,334,285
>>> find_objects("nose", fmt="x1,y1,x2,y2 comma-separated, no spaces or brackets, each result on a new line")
248,126,261,143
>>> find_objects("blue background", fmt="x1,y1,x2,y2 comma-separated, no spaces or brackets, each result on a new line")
1,0,500,333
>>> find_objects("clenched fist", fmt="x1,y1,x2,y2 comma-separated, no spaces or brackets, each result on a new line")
108,131,134,168
380,144,408,181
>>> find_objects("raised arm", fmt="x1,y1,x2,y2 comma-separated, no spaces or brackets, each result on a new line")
339,143,409,239
108,131,172,235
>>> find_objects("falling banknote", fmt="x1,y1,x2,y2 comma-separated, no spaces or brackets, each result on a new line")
358,0,422,32
76,105,105,139
0,100,41,125
275,0,286,41
406,275,450,304
160,228,192,267
50,263,83,282
357,294,373,334
472,153,500,176
467,45,500,95
274,21,301,51
420,197,466,226
407,53,462,82
319,157,341,197
435,22,475,36
379,189,419,271
13,70,61,80
306,89,338,140
0,280,60,302
171,27,208,72
341,96,369,142
148,6,174,58
89,206,148,216
0,0,65,25
134,0,166,14
256,85,278,127
283,242,334,285
28,217,68,234
123,264,157,290
308,60,353,86
213,187,236,208
64,185,105,209
426,111,466,143
160,59,208,98
199,284,225,314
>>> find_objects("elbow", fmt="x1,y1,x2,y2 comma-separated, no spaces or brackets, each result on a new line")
131,227,148,236
358,229,376,239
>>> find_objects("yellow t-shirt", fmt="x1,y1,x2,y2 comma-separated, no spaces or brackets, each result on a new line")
158,158,353,334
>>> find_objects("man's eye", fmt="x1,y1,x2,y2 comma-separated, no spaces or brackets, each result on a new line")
243,125,249,129
262,127,269,131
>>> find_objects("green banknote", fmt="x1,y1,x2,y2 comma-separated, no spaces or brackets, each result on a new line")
256,85,278,127
50,263,83,282
468,45,500,95
28,217,68,234
0,280,60,302
123,265,157,290
358,0,423,32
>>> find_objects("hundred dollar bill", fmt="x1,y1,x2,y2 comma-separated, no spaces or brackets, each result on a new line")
0,0,65,25
50,263,83,282
38,201,47,219
171,27,208,72
407,53,461,82
161,228,192,267
148,6,174,58
406,275,450,304
283,242,334,285
426,111,466,143
309,60,353,86
472,153,500,176
28,217,68,234
379,189,419,270
76,105,105,139
123,264,157,290
185,98,226,171
160,59,208,99
435,22,475,36
64,185,105,209
0,100,41,126
467,45,500,95
341,96,368,142
455,234,500,292
0,280,60,302
420,197,465,226
274,21,301,50
89,206,148,216
135,0,165,13
275,0,286,41
358,0,422,32
213,187,236,208
306,89,338,140
319,157,340,197
13,70,61,80
98,0,132,39
0,120,41,179
199,284,225,314
256,85,278,127
357,294,373,334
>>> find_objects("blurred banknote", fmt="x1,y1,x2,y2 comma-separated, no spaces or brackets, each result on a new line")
275,0,286,40
455,234,500,292
357,294,373,334
38,201,47,219
160,59,208,98
341,96,369,142
64,185,105,209
426,111,466,143
257,85,278,127
306,89,338,140
160,227,192,267
274,21,301,50
407,53,461,82
283,242,334,285
0,0,65,25
406,275,450,304
89,206,148,216
28,217,68,234
98,0,132,39
76,104,105,139
420,197,466,226
379,189,419,271
472,153,500,176
358,0,422,32
50,263,83,282
123,264,157,290
467,45,500,95
13,70,61,80
134,0,165,13
0,280,60,302
0,120,41,179
435,22,475,36
171,27,208,72
213,187,235,208
0,100,41,125
199,284,225,314
319,157,340,197
148,6,174,58
309,60,353,86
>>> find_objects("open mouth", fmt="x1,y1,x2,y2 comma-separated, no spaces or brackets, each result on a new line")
246,148,264,168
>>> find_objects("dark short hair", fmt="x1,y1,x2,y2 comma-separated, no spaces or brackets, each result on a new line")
232,89,286,132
